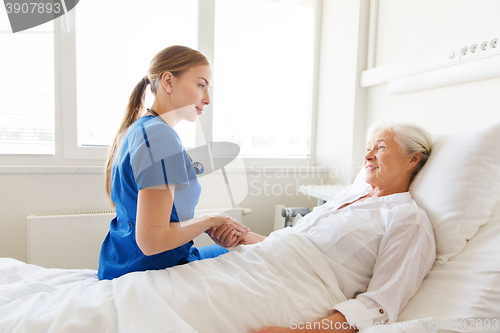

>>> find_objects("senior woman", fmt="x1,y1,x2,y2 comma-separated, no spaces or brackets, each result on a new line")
230,122,435,332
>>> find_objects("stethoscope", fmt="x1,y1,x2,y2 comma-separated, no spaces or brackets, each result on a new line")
146,108,204,175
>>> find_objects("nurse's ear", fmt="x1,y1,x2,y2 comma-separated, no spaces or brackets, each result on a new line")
160,72,174,94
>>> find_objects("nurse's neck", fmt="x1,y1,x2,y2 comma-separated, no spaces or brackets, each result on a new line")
149,100,180,128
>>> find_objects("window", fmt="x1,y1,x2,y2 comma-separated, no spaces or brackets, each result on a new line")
75,0,198,149
0,11,54,154
1,0,319,162
213,0,317,158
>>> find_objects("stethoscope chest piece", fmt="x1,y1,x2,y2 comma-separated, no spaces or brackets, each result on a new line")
192,161,204,175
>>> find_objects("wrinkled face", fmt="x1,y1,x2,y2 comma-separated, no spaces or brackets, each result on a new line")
364,129,413,189
170,64,212,122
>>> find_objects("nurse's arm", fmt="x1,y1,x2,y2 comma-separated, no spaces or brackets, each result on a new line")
135,184,248,256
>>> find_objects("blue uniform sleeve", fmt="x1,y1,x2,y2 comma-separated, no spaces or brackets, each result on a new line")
128,119,195,190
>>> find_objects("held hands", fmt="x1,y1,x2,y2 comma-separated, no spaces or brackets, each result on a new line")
204,214,249,248
207,224,248,248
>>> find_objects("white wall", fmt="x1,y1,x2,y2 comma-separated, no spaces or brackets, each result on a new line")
315,0,500,187
315,0,370,185
366,0,500,133
0,172,110,260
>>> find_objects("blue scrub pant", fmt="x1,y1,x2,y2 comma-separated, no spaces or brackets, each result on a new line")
187,244,229,262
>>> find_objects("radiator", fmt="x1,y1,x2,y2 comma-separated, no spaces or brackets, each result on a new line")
27,207,250,270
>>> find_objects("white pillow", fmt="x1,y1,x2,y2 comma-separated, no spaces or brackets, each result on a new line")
409,121,500,263
398,199,500,323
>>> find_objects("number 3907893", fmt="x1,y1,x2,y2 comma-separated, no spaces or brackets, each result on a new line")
5,2,61,14
443,319,499,330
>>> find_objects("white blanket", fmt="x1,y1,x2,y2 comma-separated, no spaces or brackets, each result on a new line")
0,228,348,333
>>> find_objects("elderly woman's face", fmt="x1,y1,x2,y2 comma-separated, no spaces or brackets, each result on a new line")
364,129,413,190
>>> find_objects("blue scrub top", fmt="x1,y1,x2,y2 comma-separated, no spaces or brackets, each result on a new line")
98,115,201,280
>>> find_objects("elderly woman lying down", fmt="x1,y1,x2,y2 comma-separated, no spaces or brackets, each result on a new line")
238,122,435,333
0,122,435,333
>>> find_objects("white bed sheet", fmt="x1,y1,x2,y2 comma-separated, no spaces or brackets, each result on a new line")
0,228,347,333
2,208,499,333
2,197,500,332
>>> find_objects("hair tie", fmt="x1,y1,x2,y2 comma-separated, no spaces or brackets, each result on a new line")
144,76,150,85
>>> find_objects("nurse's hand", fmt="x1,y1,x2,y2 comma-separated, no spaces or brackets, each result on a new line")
203,214,247,248
209,214,249,233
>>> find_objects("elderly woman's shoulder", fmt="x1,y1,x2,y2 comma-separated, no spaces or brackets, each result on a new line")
389,197,434,232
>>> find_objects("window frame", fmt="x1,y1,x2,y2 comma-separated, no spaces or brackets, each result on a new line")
61,7,108,160
2,0,321,166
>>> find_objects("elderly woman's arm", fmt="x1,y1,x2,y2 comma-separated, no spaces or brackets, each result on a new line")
244,232,266,244
331,209,436,331
252,312,357,332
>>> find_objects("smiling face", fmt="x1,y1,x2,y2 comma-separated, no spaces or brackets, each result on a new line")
169,64,212,122
364,129,418,195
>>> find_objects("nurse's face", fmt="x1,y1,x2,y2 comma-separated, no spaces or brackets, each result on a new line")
169,65,212,122
364,129,414,191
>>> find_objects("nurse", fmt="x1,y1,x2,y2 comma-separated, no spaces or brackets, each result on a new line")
98,45,249,280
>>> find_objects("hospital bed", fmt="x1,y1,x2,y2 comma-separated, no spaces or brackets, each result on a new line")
1,121,499,333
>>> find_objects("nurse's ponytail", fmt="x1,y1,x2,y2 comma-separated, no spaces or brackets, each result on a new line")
105,45,209,206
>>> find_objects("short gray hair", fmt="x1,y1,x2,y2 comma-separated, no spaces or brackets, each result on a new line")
366,122,432,178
